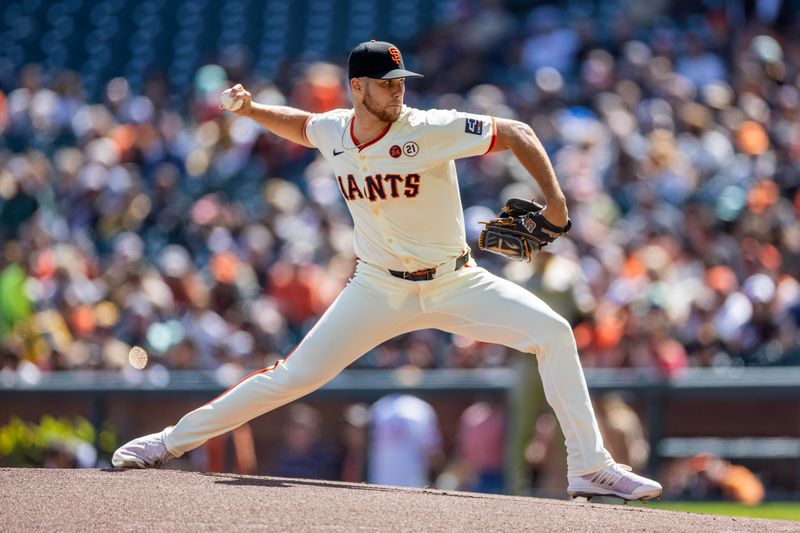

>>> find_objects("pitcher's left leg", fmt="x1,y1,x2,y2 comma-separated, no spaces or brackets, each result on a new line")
424,267,612,477
424,267,661,500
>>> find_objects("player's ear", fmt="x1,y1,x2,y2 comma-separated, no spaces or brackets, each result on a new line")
351,77,363,95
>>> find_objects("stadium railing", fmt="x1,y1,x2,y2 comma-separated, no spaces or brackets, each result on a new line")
2,366,799,488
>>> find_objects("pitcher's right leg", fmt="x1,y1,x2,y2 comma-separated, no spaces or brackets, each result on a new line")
164,277,421,456
114,265,423,466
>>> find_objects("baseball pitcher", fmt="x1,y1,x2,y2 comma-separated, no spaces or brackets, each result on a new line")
113,41,662,502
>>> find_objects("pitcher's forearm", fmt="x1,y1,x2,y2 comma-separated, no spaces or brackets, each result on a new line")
221,84,315,147
246,103,315,147
493,118,568,224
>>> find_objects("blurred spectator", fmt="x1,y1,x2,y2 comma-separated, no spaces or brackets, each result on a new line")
593,394,650,472
520,6,580,75
337,403,369,483
664,454,765,505
0,258,32,340
43,440,96,469
523,412,567,497
193,424,258,476
676,32,728,89
453,397,506,493
368,394,443,488
271,403,338,481
266,258,326,336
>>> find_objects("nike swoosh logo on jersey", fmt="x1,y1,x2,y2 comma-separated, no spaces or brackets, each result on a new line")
333,149,344,156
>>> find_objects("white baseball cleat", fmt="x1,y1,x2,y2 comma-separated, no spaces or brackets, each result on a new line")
112,429,175,468
568,464,662,502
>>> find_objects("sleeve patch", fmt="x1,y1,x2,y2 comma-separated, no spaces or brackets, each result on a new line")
464,118,483,135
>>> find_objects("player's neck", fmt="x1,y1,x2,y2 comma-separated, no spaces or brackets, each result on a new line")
351,107,390,146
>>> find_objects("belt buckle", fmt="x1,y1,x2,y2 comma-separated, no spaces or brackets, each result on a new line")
407,268,435,281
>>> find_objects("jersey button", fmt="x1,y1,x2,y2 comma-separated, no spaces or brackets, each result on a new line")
372,207,380,215
359,155,365,160
361,167,368,172
386,238,394,244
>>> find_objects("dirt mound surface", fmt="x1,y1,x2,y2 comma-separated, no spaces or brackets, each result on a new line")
1,468,796,532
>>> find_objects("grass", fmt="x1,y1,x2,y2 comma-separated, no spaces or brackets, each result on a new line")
630,501,800,521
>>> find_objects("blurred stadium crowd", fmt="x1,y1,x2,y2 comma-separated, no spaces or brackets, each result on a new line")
1,0,800,387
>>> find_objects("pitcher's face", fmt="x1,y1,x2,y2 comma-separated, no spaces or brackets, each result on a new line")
359,77,405,123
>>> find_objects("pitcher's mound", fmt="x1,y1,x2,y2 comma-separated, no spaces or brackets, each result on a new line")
1,468,795,532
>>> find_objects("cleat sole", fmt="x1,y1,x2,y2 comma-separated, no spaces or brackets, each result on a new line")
569,490,661,504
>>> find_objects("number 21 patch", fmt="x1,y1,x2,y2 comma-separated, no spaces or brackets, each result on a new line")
464,118,483,135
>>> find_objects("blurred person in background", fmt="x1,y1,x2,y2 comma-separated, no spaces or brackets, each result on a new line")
337,402,369,483
523,412,567,497
593,394,649,474
271,403,338,481
452,396,506,493
43,440,96,469
663,453,765,505
192,424,257,476
368,394,443,488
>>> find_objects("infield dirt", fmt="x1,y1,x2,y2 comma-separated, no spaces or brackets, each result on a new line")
1,467,797,532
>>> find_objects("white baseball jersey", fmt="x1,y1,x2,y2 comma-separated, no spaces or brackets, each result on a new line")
368,394,442,487
303,106,496,271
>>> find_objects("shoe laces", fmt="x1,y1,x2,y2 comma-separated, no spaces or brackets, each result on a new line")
587,464,633,488
140,435,167,464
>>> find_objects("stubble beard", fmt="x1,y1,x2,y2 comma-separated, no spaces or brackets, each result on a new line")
363,85,401,123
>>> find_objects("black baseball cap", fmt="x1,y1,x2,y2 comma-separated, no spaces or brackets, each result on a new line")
348,40,423,80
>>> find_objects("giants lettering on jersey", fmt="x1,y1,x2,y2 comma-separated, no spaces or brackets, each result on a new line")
337,174,421,202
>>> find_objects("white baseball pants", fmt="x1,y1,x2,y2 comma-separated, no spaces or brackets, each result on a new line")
164,260,614,476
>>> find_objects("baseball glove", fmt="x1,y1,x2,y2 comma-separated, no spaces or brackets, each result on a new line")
478,198,572,262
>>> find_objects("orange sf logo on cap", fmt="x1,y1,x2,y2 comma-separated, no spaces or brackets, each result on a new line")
388,47,401,65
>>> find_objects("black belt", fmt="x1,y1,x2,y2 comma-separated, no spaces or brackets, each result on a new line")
389,251,470,282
